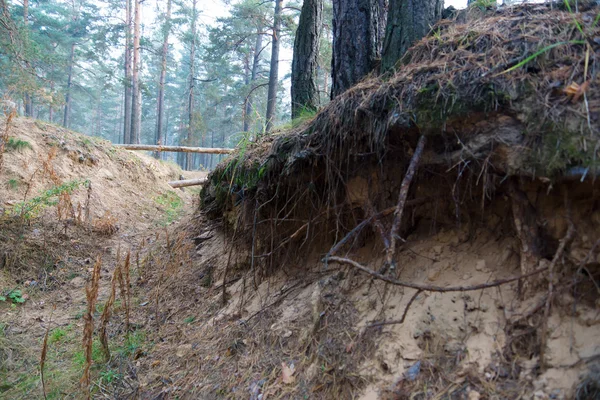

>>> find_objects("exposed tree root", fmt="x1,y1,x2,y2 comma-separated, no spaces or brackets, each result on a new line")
508,178,543,298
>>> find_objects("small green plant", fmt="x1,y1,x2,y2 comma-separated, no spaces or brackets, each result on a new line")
119,330,146,357
49,328,67,344
11,179,89,219
99,369,121,384
279,107,318,131
469,0,496,10
0,289,26,304
183,316,196,324
154,192,183,225
6,137,32,151
7,178,19,190
73,339,104,367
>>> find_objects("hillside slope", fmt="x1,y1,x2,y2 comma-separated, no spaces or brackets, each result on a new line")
0,116,204,398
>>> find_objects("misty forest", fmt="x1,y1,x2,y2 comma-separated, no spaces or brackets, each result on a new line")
1,0,600,399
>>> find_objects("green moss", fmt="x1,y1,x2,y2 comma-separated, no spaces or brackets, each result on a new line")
154,192,183,225
6,178,19,190
530,124,599,176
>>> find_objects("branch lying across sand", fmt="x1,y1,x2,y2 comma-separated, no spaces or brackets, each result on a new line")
116,144,233,154
325,256,549,293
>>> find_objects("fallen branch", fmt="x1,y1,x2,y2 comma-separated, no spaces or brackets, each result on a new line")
385,135,427,272
116,144,233,154
325,256,549,292
168,178,208,188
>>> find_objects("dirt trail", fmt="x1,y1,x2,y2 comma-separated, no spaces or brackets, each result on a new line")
0,116,206,399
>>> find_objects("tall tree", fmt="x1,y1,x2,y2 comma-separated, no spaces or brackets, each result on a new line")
129,0,141,144
264,0,282,133
381,0,443,71
63,0,80,128
155,0,172,158
23,0,33,116
123,0,133,144
243,31,263,132
186,0,198,170
330,0,385,98
63,41,75,127
291,0,323,119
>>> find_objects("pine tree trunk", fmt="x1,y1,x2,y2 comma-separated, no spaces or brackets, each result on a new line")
49,79,54,123
130,0,141,144
331,0,386,98
63,43,75,128
186,0,198,170
265,0,282,133
244,32,263,132
291,0,322,119
23,0,33,117
123,0,133,144
381,0,443,71
243,53,251,132
155,0,171,158
163,112,169,160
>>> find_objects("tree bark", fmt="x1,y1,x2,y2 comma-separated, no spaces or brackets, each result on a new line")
123,0,133,144
23,0,33,117
243,31,264,132
291,0,323,119
63,43,75,128
186,0,198,170
331,0,386,98
130,0,141,144
265,0,282,133
168,178,207,188
49,77,54,123
155,0,171,158
381,0,443,72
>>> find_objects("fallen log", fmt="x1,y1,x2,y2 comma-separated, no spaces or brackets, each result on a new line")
168,178,208,188
116,144,233,154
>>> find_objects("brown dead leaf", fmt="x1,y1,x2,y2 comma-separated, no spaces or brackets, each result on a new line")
563,81,590,102
281,362,295,384
151,360,161,367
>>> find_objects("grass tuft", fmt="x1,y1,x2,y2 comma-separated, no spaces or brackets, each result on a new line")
6,138,32,152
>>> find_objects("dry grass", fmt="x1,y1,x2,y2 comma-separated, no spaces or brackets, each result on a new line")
0,106,16,173
100,261,120,361
116,250,131,334
81,256,101,399
93,211,119,236
39,304,56,400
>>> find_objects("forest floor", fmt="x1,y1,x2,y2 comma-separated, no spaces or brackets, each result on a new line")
0,116,207,398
